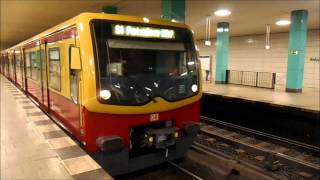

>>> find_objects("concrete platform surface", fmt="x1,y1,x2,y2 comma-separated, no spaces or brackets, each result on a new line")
203,82,320,111
0,76,113,180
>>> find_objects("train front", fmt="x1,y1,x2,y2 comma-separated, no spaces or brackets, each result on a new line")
84,17,202,175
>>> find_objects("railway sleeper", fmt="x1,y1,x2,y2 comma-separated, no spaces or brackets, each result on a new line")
200,129,320,176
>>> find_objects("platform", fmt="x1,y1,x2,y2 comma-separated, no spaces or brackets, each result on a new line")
203,82,320,112
0,76,113,179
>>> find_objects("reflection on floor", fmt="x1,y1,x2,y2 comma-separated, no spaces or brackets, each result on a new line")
0,76,112,180
203,82,319,111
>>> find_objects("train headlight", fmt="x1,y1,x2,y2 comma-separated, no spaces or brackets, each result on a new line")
191,84,198,92
148,136,154,143
100,90,111,100
174,132,179,139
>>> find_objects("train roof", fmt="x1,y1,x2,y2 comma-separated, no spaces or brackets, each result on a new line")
1,12,190,54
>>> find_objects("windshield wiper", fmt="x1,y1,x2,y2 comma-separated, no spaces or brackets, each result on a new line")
127,77,157,103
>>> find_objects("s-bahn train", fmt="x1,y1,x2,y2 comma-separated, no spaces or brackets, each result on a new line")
0,13,202,175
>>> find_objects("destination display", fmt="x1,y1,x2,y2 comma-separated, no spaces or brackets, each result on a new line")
112,24,175,39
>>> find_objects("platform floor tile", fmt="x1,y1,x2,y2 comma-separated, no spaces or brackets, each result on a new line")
62,155,101,175
48,137,77,149
1,76,113,179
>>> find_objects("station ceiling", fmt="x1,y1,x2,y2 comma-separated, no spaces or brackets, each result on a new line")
1,0,319,50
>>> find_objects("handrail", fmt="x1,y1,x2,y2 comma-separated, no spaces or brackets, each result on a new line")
226,70,276,89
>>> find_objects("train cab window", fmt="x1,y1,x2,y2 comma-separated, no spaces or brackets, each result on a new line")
30,51,40,81
92,20,199,105
49,48,61,91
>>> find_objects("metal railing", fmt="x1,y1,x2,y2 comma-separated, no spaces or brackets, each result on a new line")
226,70,276,89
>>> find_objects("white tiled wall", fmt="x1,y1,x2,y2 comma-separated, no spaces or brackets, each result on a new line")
197,29,320,88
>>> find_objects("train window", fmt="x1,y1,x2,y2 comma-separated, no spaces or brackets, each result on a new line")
15,53,21,76
15,55,20,69
70,70,78,104
49,48,61,91
25,52,31,78
30,51,40,81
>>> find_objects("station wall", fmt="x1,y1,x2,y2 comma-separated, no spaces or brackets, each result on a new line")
197,29,320,88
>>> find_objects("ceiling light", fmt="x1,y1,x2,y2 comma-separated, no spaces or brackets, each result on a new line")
246,38,255,43
265,45,270,49
265,24,271,49
205,15,211,46
214,9,231,17
275,20,291,26
143,17,150,23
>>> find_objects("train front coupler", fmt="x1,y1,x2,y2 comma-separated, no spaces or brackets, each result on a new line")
93,121,200,176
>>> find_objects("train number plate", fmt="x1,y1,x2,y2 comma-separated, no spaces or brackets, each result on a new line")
150,113,159,121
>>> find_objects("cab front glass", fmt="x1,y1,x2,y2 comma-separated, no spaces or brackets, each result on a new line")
91,20,199,105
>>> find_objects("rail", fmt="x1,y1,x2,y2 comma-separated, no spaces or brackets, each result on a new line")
197,116,320,179
201,116,320,153
226,70,276,89
168,161,204,180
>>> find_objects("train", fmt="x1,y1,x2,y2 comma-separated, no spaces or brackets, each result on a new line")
0,13,202,175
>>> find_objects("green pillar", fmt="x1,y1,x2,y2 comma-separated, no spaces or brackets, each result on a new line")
161,0,185,22
286,10,308,93
102,6,118,14
215,22,230,84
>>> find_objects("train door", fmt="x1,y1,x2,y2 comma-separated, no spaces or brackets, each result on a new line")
14,49,23,89
69,44,83,138
8,52,14,81
23,48,29,92
40,43,49,111
20,48,26,91
24,46,42,103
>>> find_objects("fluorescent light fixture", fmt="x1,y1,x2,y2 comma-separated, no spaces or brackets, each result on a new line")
275,20,291,26
217,28,224,32
246,38,254,43
214,9,231,17
80,22,84,32
187,61,195,65
143,17,150,23
205,40,211,46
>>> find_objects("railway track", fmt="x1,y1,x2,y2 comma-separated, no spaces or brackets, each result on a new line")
193,116,320,180
168,160,204,180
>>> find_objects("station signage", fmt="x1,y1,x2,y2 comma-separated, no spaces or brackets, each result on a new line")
112,24,175,39
290,49,299,55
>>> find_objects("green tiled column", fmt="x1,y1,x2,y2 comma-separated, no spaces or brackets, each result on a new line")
102,6,118,14
286,10,308,93
215,22,229,84
161,0,185,22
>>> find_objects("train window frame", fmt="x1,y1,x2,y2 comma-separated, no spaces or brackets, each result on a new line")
48,47,61,91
